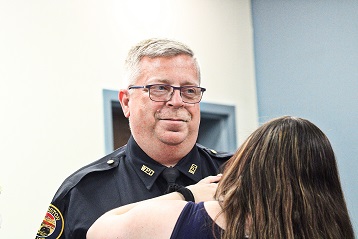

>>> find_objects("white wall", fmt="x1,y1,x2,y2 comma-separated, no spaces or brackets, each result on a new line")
0,0,257,237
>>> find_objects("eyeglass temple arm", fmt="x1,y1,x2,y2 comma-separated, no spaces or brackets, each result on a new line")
128,86,146,90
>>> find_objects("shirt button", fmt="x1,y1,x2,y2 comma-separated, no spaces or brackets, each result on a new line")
107,159,115,165
210,149,217,154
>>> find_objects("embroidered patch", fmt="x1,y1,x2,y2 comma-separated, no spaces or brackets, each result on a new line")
36,204,64,239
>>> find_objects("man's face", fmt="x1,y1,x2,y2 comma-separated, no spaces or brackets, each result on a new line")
122,54,201,149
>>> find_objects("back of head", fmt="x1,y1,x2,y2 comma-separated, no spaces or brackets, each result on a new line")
216,116,354,239
123,38,200,86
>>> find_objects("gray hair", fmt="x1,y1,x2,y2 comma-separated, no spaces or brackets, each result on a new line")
123,38,201,86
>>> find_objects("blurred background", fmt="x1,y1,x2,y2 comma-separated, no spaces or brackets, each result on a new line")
0,0,357,237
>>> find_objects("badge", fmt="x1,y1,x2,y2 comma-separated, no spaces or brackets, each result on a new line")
36,204,64,238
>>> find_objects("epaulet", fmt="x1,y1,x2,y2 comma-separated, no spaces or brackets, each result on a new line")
196,143,233,159
53,145,126,201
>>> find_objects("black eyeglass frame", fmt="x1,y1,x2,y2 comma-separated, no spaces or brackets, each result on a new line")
128,84,206,104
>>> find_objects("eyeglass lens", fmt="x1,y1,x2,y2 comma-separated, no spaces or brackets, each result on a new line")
148,85,203,103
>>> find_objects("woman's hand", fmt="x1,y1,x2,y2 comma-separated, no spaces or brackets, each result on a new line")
186,174,222,202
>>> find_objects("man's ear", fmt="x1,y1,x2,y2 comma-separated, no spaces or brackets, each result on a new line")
119,89,130,118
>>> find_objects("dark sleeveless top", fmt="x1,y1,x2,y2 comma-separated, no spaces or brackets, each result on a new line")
170,202,223,239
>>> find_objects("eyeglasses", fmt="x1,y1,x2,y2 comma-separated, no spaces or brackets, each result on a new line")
128,84,206,104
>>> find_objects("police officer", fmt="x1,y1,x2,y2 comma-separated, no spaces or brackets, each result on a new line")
36,38,232,239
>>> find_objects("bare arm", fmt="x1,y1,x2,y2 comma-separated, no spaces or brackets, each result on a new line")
86,175,221,239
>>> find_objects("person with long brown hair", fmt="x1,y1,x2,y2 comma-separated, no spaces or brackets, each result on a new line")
87,116,355,239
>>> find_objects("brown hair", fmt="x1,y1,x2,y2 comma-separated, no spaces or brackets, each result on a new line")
215,116,354,239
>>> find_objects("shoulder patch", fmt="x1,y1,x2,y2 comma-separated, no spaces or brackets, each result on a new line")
36,204,64,239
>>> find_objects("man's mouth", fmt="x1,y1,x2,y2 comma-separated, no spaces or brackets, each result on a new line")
156,110,191,123
161,118,189,122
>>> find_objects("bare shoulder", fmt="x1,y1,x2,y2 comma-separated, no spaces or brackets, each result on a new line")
127,200,188,238
204,201,225,230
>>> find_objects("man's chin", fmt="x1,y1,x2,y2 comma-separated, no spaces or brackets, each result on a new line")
158,119,187,130
158,132,188,146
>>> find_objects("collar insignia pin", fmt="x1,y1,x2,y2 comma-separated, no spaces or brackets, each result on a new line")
188,164,198,174
141,165,155,176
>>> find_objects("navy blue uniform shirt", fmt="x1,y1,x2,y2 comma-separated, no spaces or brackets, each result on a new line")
36,136,232,239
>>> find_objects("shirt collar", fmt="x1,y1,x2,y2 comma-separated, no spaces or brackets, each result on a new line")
175,146,203,182
127,136,204,190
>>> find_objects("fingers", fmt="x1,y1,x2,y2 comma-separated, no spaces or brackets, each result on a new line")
198,174,223,184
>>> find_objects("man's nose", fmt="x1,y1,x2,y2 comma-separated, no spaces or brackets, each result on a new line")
167,89,184,107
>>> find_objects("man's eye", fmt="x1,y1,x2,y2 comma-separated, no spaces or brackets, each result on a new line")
157,85,167,91
184,88,197,95
151,85,170,93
